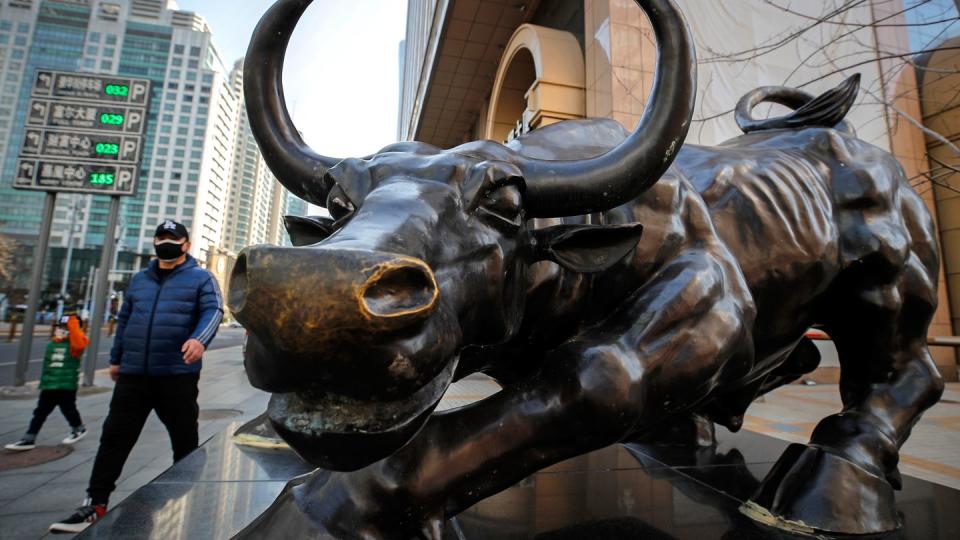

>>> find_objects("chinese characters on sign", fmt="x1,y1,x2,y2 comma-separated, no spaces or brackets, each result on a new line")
14,70,150,196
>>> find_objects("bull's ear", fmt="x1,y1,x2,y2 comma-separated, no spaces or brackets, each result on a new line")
531,223,644,273
284,215,336,246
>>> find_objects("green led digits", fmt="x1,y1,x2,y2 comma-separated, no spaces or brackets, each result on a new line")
96,142,120,155
100,113,124,126
104,84,129,97
90,173,115,185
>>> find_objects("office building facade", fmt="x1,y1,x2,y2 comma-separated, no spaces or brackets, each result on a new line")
399,0,960,380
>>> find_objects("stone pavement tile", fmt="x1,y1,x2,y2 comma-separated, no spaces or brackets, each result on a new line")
0,471,61,501
0,480,89,515
0,510,64,540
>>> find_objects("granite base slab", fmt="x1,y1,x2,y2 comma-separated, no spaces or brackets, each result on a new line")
77,425,960,539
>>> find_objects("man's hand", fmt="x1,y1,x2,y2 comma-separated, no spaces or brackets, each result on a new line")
182,338,206,364
110,364,120,381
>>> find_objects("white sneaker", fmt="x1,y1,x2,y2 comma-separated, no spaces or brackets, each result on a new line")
4,438,36,451
62,427,87,445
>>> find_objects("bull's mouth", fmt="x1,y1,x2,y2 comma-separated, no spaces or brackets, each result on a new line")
266,356,458,471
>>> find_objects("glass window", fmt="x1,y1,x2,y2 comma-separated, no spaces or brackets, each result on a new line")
170,69,180,79
14,36,27,46
190,46,201,57
88,31,100,42
176,138,187,146
160,125,171,133
148,205,159,214
100,60,112,70
173,160,184,168
164,103,175,112
83,58,95,68
177,127,188,135
165,92,175,100
86,45,98,55
0,22,11,31
103,47,115,56
162,114,173,122
181,104,192,113
166,82,178,89
158,136,170,144
172,57,182,67
149,194,161,202
105,34,117,45
174,45,185,54
179,115,189,123
17,23,30,33
167,195,178,203
202,73,213,83
12,49,24,59
192,139,204,148
185,196,195,205
174,149,185,158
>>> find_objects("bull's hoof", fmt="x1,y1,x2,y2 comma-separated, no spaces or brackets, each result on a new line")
742,443,899,535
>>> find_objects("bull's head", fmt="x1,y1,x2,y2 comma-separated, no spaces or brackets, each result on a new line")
230,0,695,470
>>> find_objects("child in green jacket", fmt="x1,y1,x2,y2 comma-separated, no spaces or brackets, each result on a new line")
5,314,89,451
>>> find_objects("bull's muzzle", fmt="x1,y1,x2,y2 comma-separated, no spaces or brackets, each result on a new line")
229,245,439,354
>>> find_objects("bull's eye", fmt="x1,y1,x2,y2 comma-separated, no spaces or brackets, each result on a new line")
476,185,522,231
327,185,355,222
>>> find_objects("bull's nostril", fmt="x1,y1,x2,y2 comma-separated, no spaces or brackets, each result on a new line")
229,253,248,313
361,263,438,319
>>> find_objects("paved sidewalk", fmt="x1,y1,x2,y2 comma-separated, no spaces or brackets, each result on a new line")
0,345,267,540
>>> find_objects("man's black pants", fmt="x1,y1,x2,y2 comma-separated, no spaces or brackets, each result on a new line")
27,389,83,435
87,373,200,505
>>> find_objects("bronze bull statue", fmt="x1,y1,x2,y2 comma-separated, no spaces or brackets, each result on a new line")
230,0,944,537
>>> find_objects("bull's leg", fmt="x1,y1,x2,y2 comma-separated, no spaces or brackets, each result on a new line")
235,248,754,539
747,253,945,535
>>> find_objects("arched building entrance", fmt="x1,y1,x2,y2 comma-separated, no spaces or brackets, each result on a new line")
485,24,586,143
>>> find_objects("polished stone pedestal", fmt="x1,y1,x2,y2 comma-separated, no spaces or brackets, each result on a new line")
78,424,960,539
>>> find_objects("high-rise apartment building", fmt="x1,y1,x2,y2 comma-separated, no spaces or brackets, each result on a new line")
0,0,236,271
222,58,290,252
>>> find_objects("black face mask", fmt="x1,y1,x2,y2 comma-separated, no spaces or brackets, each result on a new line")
155,240,185,262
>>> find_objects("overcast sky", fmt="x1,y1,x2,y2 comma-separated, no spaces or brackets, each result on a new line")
178,0,408,159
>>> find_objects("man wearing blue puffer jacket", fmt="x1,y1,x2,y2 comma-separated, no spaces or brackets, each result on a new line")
51,219,223,533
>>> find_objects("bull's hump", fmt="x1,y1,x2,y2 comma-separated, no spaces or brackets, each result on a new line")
507,118,628,160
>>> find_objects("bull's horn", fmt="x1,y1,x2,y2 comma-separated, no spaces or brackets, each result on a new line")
245,0,339,207
520,0,696,218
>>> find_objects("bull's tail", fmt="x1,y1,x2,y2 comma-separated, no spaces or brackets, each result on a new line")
735,74,860,133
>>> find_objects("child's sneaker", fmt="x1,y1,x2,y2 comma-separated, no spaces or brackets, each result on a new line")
4,438,36,451
49,499,106,533
62,426,87,445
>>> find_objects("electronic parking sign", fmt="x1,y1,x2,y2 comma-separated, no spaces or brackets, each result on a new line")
14,70,150,196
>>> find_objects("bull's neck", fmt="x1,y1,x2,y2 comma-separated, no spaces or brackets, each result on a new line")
515,213,647,348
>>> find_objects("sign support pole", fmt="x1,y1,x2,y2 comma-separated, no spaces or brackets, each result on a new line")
13,191,57,386
83,195,120,386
